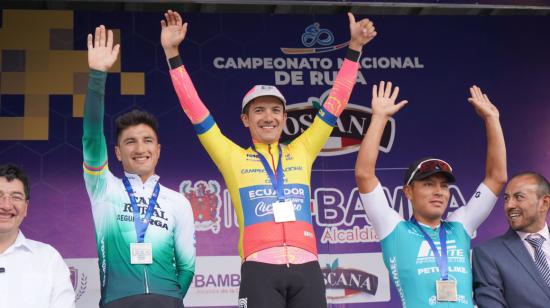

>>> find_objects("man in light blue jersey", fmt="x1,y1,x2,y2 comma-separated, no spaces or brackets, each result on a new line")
82,25,195,308
355,82,507,307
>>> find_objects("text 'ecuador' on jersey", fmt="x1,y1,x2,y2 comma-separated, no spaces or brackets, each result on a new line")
193,106,337,259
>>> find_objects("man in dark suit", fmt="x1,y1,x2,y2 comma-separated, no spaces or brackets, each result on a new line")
473,172,550,307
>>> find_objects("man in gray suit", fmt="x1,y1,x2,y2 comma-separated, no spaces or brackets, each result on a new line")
473,172,550,307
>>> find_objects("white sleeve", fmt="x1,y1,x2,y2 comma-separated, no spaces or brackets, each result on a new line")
448,182,498,238
49,248,76,308
359,183,404,240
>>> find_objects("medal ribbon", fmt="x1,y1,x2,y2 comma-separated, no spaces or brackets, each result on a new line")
411,217,449,280
123,176,160,243
251,144,285,201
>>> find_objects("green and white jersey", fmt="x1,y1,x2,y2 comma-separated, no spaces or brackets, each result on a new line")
360,183,497,308
82,70,195,305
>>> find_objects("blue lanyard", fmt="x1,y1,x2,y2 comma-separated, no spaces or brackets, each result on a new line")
411,217,449,280
251,144,285,201
122,176,160,243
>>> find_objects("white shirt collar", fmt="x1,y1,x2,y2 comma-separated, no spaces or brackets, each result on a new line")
123,171,160,189
517,223,550,241
3,230,34,255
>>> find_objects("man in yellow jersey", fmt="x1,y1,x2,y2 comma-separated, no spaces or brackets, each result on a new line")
161,10,376,307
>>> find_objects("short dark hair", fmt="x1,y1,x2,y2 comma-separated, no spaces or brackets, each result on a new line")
115,109,159,143
510,171,550,198
0,164,30,200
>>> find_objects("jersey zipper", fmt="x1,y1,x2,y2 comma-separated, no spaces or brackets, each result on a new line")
144,265,150,293
269,144,290,267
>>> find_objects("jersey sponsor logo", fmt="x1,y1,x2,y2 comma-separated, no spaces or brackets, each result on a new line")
240,168,265,175
239,184,311,225
389,257,407,307
70,266,88,302
281,90,396,156
254,201,303,217
181,180,222,234
322,258,379,299
416,239,466,265
119,199,170,230
247,187,306,200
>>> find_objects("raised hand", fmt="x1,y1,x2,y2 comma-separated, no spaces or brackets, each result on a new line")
161,10,187,59
371,81,408,118
348,12,377,51
468,85,499,119
87,25,120,72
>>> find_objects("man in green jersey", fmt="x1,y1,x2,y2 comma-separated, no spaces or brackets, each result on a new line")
82,25,195,308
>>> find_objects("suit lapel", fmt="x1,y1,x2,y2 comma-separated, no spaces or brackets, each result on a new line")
502,228,550,300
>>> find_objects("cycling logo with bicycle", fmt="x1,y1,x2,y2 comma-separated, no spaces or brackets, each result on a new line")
280,22,348,55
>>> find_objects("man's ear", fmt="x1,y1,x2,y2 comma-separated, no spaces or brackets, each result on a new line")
540,194,550,214
115,145,122,162
241,113,250,128
404,184,413,201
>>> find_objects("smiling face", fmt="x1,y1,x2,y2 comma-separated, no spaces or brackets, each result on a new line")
0,177,28,241
241,96,287,144
404,173,451,226
504,175,550,233
115,123,161,182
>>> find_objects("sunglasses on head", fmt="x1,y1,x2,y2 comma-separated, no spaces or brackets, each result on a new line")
406,159,453,185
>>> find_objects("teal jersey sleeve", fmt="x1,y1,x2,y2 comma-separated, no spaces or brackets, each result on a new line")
82,70,110,199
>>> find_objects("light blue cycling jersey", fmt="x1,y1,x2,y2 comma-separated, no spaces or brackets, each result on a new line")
361,182,497,307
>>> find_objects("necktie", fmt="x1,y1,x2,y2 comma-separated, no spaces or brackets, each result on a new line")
525,235,550,287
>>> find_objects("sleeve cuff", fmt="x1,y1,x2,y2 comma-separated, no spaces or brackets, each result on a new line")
345,48,361,62
88,69,107,93
169,56,183,70
193,114,215,135
317,106,338,126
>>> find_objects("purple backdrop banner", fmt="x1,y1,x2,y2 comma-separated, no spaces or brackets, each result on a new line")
1,9,549,307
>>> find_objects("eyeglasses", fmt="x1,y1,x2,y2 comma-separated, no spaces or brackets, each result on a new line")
406,159,453,185
0,194,26,205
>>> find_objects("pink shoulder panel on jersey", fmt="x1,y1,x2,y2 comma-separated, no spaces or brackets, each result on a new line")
170,66,210,124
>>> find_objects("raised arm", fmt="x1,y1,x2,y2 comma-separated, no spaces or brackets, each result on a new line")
468,86,507,195
448,86,506,235
296,13,377,156
355,82,407,240
82,25,119,179
321,13,377,119
355,81,407,193
161,10,209,125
